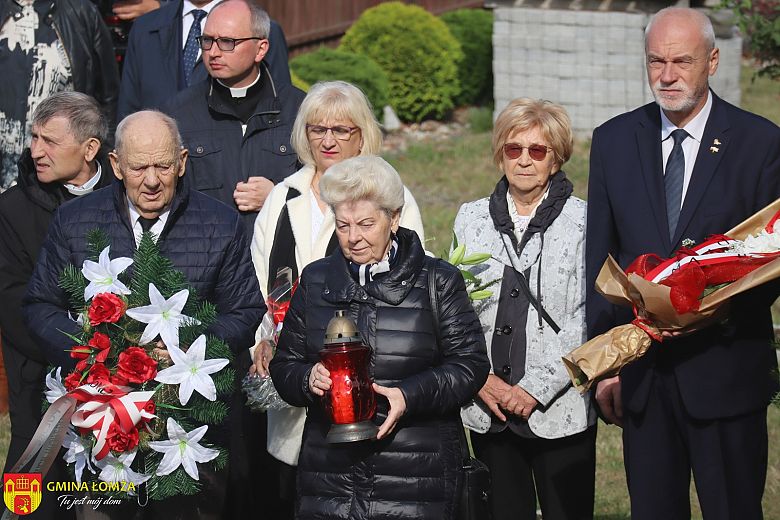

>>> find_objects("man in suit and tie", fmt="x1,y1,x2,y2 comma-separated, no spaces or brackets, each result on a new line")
586,7,780,520
117,0,291,120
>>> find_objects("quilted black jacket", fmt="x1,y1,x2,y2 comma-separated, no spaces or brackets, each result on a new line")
22,179,264,369
270,227,489,520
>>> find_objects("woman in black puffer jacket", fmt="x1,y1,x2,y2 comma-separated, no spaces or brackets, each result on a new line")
270,156,490,520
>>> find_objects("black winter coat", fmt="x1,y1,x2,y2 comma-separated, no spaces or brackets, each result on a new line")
0,0,120,130
164,64,305,237
271,227,490,520
23,179,264,369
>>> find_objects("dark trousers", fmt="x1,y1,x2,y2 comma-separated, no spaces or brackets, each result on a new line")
472,426,596,520
2,342,74,520
624,368,768,520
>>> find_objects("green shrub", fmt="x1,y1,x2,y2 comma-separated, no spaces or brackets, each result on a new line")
441,8,494,105
467,106,494,133
289,47,388,119
290,69,310,92
341,2,463,122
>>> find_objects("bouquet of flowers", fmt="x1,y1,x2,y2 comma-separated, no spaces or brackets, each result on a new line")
242,268,296,412
35,230,234,502
563,199,780,392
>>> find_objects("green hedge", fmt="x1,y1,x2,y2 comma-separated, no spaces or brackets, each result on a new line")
289,47,388,119
441,8,493,106
290,69,310,92
341,2,463,122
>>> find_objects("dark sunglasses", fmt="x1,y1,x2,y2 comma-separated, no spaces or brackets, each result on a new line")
503,143,551,162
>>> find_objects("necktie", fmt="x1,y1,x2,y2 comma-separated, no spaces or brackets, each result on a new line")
138,217,158,233
183,9,207,87
664,128,688,239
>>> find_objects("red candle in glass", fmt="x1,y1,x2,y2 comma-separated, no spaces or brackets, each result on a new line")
320,310,378,443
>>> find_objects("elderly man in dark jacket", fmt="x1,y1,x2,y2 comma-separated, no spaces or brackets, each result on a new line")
0,0,119,189
23,110,264,517
0,91,113,519
165,0,304,238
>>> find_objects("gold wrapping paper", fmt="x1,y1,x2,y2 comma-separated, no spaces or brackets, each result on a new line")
564,198,780,392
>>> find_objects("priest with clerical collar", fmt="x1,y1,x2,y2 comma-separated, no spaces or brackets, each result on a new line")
164,0,305,240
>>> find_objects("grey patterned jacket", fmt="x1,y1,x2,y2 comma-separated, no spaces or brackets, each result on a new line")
456,191,596,439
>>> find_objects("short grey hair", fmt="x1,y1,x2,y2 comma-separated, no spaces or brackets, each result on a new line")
319,156,405,216
31,91,108,143
114,110,183,162
210,0,270,39
291,81,383,167
645,7,716,53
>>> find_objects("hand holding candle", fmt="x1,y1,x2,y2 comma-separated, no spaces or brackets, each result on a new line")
309,363,332,396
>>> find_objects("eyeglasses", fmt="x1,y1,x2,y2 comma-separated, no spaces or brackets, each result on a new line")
503,143,552,162
196,35,263,51
306,124,360,141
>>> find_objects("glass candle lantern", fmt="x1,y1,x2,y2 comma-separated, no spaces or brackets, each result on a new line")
320,310,378,443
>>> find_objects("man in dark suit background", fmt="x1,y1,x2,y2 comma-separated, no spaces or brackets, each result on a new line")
117,0,291,120
586,7,780,520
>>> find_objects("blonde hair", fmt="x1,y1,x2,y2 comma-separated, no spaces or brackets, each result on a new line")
491,98,573,170
290,81,383,167
319,156,404,215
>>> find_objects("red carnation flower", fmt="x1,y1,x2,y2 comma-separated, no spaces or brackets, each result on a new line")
116,347,158,384
70,346,92,360
63,371,83,391
85,363,112,386
88,293,126,326
106,423,139,453
89,332,112,363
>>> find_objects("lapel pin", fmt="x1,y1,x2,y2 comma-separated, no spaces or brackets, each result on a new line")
710,146,719,153
713,138,722,146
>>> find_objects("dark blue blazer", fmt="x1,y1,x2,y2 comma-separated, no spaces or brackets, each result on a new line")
117,0,291,120
585,92,780,420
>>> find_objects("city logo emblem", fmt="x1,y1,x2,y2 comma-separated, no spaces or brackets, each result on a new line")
3,473,42,515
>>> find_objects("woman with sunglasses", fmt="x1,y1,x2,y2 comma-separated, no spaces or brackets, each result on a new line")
455,98,596,520
248,80,425,517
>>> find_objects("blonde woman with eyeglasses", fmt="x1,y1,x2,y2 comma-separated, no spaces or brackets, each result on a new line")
248,80,424,513
456,98,597,520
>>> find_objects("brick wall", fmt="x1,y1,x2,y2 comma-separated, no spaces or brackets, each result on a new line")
492,7,742,136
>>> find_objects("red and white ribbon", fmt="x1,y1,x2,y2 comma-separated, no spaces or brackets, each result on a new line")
645,236,780,283
69,383,155,460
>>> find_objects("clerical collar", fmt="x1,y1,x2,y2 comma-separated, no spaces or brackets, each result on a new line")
64,163,102,196
217,70,262,98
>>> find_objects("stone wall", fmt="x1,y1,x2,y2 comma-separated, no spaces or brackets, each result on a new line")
492,6,742,136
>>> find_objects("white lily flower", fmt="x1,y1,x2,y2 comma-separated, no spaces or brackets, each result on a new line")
82,246,133,301
94,450,150,494
148,418,219,481
45,367,67,403
62,428,95,484
125,284,199,350
154,335,228,405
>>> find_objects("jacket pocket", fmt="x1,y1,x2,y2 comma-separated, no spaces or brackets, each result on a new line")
259,134,298,183
183,138,224,191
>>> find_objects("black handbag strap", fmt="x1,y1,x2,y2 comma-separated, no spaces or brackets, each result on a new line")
428,261,439,343
502,240,561,334
428,262,478,461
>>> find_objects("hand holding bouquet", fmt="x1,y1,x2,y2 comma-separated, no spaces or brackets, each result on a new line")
564,199,780,391
243,268,297,412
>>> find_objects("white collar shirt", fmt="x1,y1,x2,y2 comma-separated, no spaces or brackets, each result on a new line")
660,90,713,208
127,197,170,246
181,0,221,62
